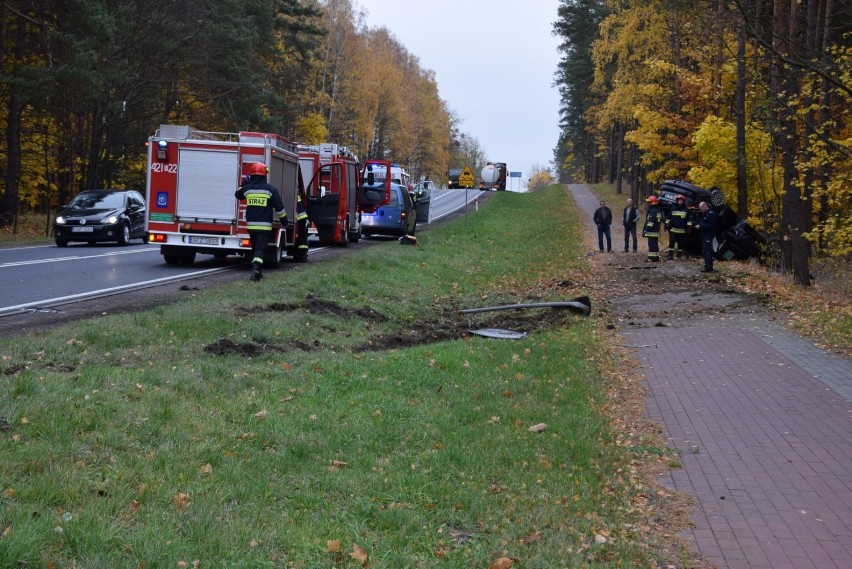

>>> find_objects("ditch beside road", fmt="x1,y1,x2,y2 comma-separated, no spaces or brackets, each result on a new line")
569,183,852,569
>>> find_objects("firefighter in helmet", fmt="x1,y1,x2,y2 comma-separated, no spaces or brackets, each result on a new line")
235,162,288,281
665,194,691,259
643,195,663,262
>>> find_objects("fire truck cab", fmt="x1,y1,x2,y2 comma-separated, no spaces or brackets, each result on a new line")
145,125,304,267
298,143,361,245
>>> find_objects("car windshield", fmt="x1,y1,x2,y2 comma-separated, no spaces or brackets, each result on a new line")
68,192,125,210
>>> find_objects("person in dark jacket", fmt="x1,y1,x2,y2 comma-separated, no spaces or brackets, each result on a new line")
293,192,309,262
622,198,640,252
697,201,717,272
593,200,613,252
235,162,288,281
665,194,691,259
642,195,663,262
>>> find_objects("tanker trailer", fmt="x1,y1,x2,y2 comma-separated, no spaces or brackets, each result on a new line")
479,162,507,191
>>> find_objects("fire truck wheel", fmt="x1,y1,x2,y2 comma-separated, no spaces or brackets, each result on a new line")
178,252,196,266
348,228,360,244
338,219,350,247
164,254,180,265
264,242,283,268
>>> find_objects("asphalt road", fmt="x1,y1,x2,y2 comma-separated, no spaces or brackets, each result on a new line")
0,189,489,336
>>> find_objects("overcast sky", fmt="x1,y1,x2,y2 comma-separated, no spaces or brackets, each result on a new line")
354,0,563,191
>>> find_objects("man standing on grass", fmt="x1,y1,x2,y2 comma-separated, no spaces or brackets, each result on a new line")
593,200,613,252
697,201,717,273
622,198,640,252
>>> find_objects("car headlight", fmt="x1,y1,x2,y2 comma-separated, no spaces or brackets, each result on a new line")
104,215,119,224
55,216,66,225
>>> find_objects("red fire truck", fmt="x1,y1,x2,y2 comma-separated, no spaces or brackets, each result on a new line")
145,125,305,267
297,143,362,245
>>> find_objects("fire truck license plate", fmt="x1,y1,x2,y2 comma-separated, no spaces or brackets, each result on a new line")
189,236,219,245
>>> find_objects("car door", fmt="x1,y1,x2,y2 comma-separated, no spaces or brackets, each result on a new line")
400,187,416,234
414,186,431,223
128,192,147,237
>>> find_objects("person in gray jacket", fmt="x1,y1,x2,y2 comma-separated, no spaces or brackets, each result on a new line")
622,198,640,252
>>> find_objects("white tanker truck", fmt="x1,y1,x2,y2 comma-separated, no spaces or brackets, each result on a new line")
479,162,507,191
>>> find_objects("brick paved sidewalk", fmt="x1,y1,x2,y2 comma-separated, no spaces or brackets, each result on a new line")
568,184,852,569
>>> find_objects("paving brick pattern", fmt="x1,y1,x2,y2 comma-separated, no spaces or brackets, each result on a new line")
624,316,852,568
568,184,852,568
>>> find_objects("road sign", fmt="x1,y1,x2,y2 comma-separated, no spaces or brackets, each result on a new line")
459,165,475,188
509,171,522,178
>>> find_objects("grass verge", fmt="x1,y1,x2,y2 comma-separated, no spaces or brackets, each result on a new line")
2,186,677,567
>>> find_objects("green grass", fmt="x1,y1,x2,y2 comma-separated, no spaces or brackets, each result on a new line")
1,186,661,567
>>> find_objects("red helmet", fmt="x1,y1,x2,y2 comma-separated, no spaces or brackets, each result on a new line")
249,162,268,176
676,194,685,202
646,195,658,205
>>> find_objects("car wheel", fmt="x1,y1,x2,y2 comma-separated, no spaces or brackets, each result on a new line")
55,239,68,247
118,224,130,246
710,188,726,207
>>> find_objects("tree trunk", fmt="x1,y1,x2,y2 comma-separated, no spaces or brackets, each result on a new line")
775,0,811,285
614,123,625,194
735,28,748,219
1,16,26,231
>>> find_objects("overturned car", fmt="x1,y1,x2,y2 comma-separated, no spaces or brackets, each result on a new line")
656,179,766,261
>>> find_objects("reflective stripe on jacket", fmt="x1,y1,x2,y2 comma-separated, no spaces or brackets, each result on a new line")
667,204,690,233
235,178,287,231
644,207,663,238
296,194,308,221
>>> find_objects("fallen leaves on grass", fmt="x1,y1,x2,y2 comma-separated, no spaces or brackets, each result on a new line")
172,492,191,511
349,543,369,566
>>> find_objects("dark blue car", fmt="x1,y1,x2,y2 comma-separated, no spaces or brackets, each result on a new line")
361,183,416,238
54,189,148,247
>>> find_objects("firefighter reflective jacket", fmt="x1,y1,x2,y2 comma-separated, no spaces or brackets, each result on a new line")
235,177,287,231
666,204,690,234
296,193,308,221
643,206,663,238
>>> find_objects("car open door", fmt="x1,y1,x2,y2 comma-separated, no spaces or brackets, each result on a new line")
360,160,392,213
414,182,431,223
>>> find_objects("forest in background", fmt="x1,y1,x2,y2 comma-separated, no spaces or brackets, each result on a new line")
553,0,851,285
0,0,487,227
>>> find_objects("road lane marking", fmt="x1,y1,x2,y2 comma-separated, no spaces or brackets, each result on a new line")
0,267,235,316
0,247,160,268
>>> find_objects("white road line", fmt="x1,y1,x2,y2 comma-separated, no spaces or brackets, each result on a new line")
0,247,159,268
0,267,234,316
0,246,331,317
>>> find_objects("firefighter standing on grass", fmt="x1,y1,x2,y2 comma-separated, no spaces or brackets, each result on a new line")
235,162,288,282
294,192,309,262
665,194,691,259
643,195,663,262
